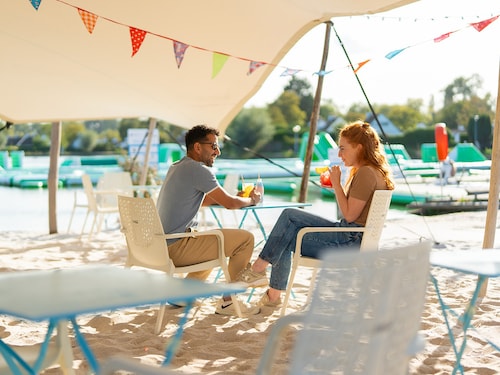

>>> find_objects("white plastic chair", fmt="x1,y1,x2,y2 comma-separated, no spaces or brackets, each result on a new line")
96,171,134,207
281,189,393,316
117,195,242,335
78,174,121,239
257,241,431,375
0,322,74,375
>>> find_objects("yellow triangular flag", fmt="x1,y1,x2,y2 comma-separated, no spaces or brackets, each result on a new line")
212,53,229,79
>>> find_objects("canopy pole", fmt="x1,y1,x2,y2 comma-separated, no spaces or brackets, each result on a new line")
479,61,500,297
48,121,62,234
299,21,332,203
139,117,157,186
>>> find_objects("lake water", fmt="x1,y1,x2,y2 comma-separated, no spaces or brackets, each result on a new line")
0,156,408,232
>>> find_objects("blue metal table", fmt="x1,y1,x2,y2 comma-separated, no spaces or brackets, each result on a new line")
430,249,500,375
0,266,244,374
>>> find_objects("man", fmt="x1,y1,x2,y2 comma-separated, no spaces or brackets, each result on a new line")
156,124,267,316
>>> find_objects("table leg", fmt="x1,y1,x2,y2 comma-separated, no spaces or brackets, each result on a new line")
431,274,487,375
70,317,100,374
209,207,223,228
162,301,194,365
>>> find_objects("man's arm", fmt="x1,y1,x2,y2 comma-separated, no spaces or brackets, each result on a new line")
203,186,261,209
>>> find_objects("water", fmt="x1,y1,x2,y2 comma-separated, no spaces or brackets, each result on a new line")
0,156,408,232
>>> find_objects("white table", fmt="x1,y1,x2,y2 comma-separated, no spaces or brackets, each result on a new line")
0,266,244,374
430,249,500,375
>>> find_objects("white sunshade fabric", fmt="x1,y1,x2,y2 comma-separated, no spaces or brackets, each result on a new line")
0,0,417,133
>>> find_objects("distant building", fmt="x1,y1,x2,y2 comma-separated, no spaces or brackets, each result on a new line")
365,113,402,137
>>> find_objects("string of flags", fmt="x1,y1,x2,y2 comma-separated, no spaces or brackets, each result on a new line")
29,0,498,79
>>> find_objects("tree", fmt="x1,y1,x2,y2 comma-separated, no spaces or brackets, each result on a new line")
284,76,314,119
223,107,275,158
377,100,430,132
266,91,306,154
61,122,86,151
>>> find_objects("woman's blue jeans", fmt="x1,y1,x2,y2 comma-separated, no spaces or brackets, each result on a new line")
258,208,363,291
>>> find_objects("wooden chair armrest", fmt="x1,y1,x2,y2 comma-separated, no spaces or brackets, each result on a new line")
161,230,225,258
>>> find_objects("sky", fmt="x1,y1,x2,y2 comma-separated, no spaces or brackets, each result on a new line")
245,0,500,113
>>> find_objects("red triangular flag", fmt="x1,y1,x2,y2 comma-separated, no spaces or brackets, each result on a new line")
471,15,499,32
173,41,189,68
354,59,370,74
78,9,98,34
130,27,147,57
434,32,453,43
248,61,266,75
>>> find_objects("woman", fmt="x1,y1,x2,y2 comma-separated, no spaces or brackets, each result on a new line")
236,121,395,307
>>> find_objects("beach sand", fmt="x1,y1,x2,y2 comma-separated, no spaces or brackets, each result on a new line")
1,209,500,374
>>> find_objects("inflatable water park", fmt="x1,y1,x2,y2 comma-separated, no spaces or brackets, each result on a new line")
0,131,493,212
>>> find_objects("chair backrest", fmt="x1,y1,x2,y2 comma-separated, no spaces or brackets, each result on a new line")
289,241,431,375
97,171,134,207
81,174,98,211
117,195,173,273
359,189,393,251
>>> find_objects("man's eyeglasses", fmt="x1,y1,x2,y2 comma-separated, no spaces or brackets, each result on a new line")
199,142,220,150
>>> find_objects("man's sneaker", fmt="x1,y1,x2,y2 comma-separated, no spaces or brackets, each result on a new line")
215,298,260,316
235,263,268,288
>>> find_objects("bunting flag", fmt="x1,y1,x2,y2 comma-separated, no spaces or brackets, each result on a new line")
248,61,266,75
313,70,333,76
29,0,41,10
434,31,455,43
353,59,370,73
385,47,408,59
129,27,147,57
78,9,98,34
471,15,499,32
28,1,500,80
280,68,301,77
212,53,229,78
173,41,189,68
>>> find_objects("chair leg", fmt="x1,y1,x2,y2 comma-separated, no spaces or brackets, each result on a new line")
280,262,299,317
79,211,91,239
305,267,319,306
67,206,76,233
154,304,166,335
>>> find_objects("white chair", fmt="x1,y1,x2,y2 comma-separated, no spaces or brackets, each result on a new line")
281,189,393,316
0,322,74,375
117,195,242,335
79,174,121,239
96,171,134,207
257,241,431,375
67,185,89,234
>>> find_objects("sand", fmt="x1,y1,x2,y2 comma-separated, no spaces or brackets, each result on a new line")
1,208,500,374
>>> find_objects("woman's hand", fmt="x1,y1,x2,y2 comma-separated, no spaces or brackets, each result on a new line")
329,165,342,188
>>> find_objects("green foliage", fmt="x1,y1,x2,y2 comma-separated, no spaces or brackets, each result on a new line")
223,107,274,158
284,76,314,120
61,122,86,150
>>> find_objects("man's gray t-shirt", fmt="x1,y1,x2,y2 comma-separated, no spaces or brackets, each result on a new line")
156,156,219,241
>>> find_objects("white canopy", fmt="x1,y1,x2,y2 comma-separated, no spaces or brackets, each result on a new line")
1,0,417,133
